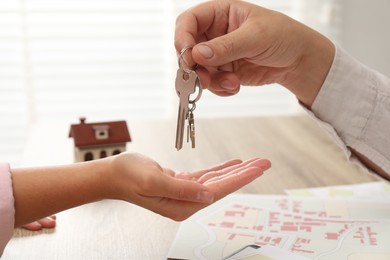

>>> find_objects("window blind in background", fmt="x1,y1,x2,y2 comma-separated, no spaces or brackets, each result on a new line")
0,0,343,166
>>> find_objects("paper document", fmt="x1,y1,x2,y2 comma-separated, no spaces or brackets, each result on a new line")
285,181,390,201
167,194,390,260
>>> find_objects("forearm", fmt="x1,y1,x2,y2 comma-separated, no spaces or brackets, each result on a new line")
11,158,110,227
279,17,390,177
308,46,390,178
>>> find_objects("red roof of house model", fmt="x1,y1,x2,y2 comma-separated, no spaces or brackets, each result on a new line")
69,117,131,148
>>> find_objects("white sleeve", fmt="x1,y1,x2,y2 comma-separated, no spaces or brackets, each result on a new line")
308,45,390,178
0,163,15,256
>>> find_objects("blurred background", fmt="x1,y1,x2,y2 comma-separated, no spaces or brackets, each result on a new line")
1,0,390,165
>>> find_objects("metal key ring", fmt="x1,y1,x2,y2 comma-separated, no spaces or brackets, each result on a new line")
178,46,199,74
188,75,202,104
188,102,196,112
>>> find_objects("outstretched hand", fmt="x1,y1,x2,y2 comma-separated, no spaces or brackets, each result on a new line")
107,153,271,221
12,152,270,227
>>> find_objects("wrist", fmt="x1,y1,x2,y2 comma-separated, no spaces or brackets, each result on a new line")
96,155,118,200
281,27,335,108
99,153,136,201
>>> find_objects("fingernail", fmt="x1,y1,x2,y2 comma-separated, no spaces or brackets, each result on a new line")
220,80,235,90
197,45,214,59
252,159,272,171
197,191,214,203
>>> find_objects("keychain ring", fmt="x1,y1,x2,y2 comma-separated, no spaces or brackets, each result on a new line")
188,102,196,112
178,46,199,74
188,76,203,104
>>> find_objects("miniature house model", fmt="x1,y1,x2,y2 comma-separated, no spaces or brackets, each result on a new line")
69,117,131,162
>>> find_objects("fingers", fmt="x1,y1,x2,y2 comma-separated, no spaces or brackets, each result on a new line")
201,158,271,185
167,158,270,204
193,61,241,97
205,158,271,199
192,26,255,67
22,221,43,231
155,159,251,203
37,216,56,228
151,158,271,221
206,71,241,97
197,158,261,184
175,0,257,67
177,159,242,180
174,1,220,55
155,176,214,204
175,1,251,96
21,216,56,231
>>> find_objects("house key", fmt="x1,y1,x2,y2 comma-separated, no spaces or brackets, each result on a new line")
175,46,202,150
175,69,197,150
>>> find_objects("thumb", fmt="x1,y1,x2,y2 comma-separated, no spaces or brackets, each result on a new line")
192,27,253,67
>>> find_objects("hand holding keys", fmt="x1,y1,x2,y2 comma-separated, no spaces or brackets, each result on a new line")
175,46,202,150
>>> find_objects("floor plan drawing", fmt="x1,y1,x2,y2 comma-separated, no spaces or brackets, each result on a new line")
167,194,390,260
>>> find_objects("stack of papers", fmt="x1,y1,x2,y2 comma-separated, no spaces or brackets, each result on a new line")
167,182,390,260
285,181,390,201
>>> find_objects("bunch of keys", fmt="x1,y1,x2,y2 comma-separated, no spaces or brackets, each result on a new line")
175,46,202,150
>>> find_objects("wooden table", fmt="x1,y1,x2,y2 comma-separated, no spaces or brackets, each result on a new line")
2,115,379,259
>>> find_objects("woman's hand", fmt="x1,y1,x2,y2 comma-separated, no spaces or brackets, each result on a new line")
12,152,270,226
106,153,271,221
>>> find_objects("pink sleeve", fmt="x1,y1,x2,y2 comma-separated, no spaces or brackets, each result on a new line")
0,163,15,256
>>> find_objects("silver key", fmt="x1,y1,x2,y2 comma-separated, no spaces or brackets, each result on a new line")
175,69,197,150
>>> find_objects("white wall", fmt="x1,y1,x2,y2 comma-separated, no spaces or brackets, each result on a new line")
342,0,390,77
